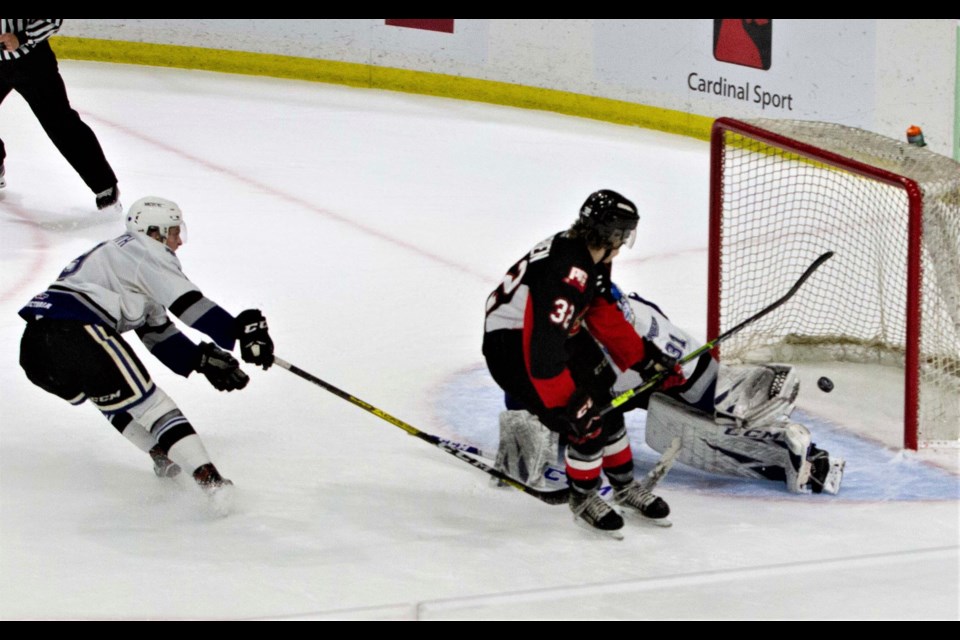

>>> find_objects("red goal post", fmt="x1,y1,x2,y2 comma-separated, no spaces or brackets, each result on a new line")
707,117,960,450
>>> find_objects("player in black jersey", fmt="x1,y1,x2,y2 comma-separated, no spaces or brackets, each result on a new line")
483,190,686,535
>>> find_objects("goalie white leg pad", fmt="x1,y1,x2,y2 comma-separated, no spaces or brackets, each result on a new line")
646,393,813,490
495,410,560,487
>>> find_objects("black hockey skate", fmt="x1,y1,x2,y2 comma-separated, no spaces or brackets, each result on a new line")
193,463,235,515
149,446,181,479
806,445,845,495
612,481,672,527
95,185,121,212
569,489,624,539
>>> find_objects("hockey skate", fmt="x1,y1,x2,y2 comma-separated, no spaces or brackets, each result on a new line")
149,446,181,479
807,446,845,495
783,423,814,493
193,463,235,515
569,489,624,539
95,185,122,213
612,481,672,527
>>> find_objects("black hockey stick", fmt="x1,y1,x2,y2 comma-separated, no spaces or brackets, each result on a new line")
273,357,570,505
603,251,834,415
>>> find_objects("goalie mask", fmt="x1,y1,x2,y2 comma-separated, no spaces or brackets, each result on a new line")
126,196,187,243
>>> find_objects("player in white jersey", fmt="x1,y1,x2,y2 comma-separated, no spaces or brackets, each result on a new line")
496,284,844,496
18,196,275,511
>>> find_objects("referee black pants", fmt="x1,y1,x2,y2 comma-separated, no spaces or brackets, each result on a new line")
0,40,117,194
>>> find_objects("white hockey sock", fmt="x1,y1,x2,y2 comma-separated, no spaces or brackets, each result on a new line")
120,420,159,454
166,434,213,475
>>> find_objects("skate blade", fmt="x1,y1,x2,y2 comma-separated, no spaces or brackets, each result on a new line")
573,516,625,540
641,517,672,528
620,509,673,528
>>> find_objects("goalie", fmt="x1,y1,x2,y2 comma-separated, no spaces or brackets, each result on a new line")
496,285,845,495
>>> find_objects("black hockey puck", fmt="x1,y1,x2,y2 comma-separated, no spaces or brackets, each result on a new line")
817,376,834,393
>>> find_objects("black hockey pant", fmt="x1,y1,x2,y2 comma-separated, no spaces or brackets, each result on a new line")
20,319,157,415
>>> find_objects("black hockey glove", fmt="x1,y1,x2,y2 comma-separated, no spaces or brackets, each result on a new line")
235,309,274,370
558,389,602,444
197,341,249,391
633,339,686,390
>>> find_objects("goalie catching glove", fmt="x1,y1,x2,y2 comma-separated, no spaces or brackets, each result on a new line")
197,341,249,391
235,309,274,369
633,338,687,390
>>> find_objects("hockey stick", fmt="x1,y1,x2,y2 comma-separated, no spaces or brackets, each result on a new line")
603,251,834,415
273,357,570,505
437,438,493,459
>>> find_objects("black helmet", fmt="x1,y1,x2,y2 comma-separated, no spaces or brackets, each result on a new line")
577,189,639,249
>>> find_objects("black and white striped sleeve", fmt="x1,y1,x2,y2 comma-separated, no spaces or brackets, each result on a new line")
0,19,62,60
22,19,63,44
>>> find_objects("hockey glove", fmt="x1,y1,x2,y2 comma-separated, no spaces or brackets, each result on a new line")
634,339,687,390
235,309,274,370
197,341,249,391
558,389,602,444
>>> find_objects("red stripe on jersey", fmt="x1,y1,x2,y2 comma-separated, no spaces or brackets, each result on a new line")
585,297,646,371
523,293,575,408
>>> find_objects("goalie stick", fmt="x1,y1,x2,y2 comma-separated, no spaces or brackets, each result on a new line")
604,251,834,416
638,436,681,493
274,357,570,505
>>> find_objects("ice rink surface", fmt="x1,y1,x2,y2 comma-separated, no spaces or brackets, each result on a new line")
0,61,957,620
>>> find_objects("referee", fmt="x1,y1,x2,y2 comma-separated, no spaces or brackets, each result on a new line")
0,19,120,211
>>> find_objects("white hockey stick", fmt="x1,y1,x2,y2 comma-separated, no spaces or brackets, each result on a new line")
638,436,682,493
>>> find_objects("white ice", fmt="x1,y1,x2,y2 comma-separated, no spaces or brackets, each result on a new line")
0,61,957,620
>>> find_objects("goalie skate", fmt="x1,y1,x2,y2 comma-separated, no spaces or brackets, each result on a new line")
808,446,845,495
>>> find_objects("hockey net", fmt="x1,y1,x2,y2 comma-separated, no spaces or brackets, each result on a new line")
708,118,960,449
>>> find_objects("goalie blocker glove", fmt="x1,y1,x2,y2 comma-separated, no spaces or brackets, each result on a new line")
235,309,274,369
197,341,249,391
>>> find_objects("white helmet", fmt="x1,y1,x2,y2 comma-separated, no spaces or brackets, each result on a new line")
125,196,185,241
